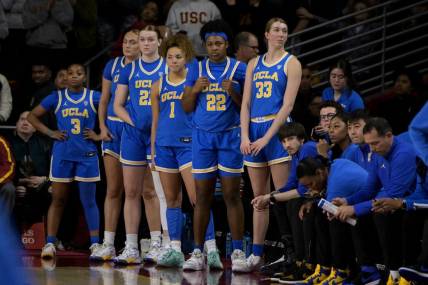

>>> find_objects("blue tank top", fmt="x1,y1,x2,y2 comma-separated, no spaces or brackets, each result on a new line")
117,57,167,131
102,56,128,119
41,88,100,161
192,57,246,132
250,53,293,118
156,74,193,147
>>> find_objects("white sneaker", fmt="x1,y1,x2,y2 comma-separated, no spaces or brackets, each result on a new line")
144,239,161,263
246,254,263,272
116,265,141,285
114,245,142,264
140,238,151,258
231,249,247,272
183,249,205,271
90,243,116,261
41,243,56,259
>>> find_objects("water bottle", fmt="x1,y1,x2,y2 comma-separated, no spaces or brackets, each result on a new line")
225,232,232,259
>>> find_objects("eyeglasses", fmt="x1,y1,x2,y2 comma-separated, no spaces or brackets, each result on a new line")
320,113,336,120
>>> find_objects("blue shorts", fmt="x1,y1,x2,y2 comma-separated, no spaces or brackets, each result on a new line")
49,155,100,182
192,127,243,180
120,123,150,166
244,120,291,167
154,145,192,173
101,117,124,159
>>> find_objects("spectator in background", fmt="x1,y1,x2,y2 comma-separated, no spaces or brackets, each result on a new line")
22,0,73,69
111,1,170,57
54,68,67,89
234,31,259,64
9,111,51,227
68,0,97,62
322,59,364,113
166,0,221,57
311,100,344,143
375,68,427,134
0,134,15,216
0,73,12,123
0,0,25,80
28,63,55,109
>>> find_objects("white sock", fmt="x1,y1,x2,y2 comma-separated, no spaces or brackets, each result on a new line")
150,231,162,243
104,231,115,246
390,270,400,280
171,240,181,251
162,233,170,247
151,170,168,232
205,239,217,253
126,234,138,248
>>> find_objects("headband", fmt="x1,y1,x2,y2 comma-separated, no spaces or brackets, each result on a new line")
204,32,228,41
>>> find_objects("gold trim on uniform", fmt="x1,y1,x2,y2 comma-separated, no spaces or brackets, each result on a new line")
107,116,123,122
75,176,101,182
103,149,120,159
218,164,243,173
250,114,276,123
243,161,269,167
49,176,74,183
119,156,148,166
179,162,192,171
192,165,218,174
155,166,180,173
267,156,292,166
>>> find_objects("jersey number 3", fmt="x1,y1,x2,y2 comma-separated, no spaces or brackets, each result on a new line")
206,94,226,111
255,81,272,98
71,119,81,134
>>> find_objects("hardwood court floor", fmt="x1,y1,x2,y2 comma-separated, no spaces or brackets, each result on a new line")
21,250,269,285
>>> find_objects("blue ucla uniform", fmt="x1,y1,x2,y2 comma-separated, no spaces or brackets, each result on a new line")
117,57,167,166
41,88,101,182
186,57,246,179
322,87,364,113
101,56,127,158
244,53,294,167
154,73,193,173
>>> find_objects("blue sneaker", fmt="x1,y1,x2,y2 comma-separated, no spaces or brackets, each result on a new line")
360,266,381,285
399,265,428,283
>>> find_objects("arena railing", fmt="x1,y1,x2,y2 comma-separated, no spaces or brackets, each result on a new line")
83,0,427,96
287,0,428,96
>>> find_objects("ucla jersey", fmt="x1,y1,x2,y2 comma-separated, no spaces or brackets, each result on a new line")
250,53,293,118
192,57,246,132
157,74,192,147
118,57,167,131
102,56,128,118
41,88,100,161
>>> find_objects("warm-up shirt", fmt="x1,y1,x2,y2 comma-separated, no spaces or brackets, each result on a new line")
346,137,417,216
326,158,368,202
278,141,318,196
322,87,364,112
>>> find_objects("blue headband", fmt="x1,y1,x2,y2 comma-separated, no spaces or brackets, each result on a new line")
204,32,228,41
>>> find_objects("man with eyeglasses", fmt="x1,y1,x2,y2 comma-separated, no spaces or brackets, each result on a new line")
311,100,343,142
234,31,259,64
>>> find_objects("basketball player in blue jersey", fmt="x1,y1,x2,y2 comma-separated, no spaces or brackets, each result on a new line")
113,26,167,264
90,29,141,261
27,64,102,260
240,18,302,272
181,20,248,271
151,34,218,268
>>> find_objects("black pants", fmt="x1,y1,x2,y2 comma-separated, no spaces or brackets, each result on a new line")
329,219,355,270
352,212,403,270
402,211,428,266
302,204,331,266
285,198,305,261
